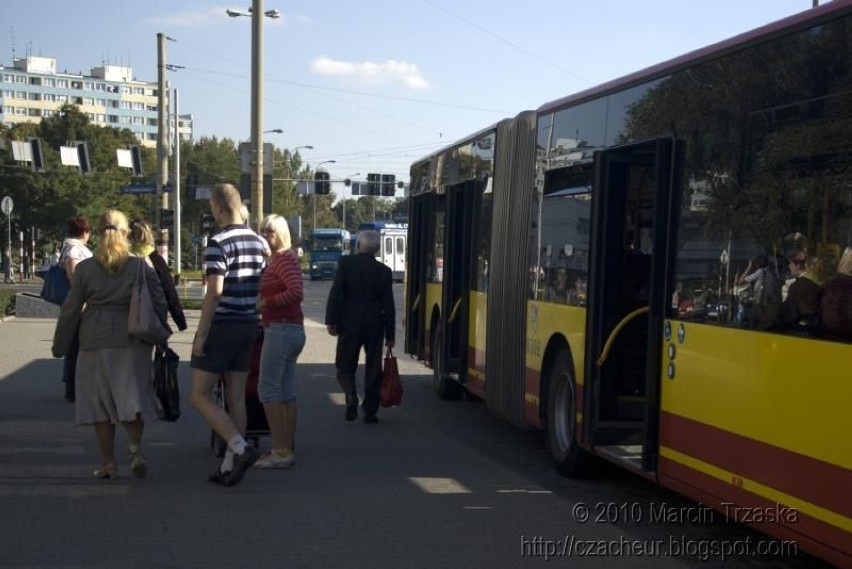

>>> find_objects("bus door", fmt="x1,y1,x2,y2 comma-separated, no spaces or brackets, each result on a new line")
435,181,476,397
405,193,433,359
584,137,682,474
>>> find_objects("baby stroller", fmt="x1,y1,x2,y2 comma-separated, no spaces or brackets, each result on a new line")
211,325,270,457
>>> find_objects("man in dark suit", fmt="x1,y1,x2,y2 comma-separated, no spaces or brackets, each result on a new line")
325,230,395,424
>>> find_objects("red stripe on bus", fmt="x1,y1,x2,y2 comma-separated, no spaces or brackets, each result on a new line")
660,456,852,567
661,412,852,520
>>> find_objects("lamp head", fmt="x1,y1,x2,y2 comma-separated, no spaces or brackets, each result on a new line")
225,8,243,17
265,9,281,18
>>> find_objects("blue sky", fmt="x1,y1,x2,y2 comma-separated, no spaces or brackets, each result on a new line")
5,0,819,194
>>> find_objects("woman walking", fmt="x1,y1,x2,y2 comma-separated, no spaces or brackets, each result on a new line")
59,216,92,401
255,214,305,468
52,210,168,479
129,219,187,332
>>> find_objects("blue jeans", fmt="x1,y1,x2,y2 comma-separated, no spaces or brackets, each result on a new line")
258,323,306,403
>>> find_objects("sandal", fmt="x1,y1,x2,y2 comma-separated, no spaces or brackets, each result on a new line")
94,463,118,479
128,444,147,479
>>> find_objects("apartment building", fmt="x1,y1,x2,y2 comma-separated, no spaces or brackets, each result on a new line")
0,56,188,148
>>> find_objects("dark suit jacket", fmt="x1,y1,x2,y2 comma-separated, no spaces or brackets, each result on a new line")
325,253,395,341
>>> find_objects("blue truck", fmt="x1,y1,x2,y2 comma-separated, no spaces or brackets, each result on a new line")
308,228,351,281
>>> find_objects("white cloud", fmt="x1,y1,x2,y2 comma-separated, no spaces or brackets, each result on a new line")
311,57,430,90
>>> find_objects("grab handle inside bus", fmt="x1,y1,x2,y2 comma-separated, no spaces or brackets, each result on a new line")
410,293,421,313
448,297,463,324
596,306,650,367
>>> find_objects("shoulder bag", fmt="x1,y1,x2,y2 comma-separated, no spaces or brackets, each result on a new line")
128,258,171,345
40,264,71,306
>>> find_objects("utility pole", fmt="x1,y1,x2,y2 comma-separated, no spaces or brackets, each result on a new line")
250,0,265,230
156,32,170,261
173,88,182,277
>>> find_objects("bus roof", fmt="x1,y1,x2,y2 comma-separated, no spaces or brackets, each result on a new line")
538,1,851,114
409,120,508,168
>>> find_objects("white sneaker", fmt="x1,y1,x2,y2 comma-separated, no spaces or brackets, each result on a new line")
253,450,295,469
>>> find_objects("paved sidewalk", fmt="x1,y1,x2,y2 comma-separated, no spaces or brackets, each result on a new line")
0,314,571,569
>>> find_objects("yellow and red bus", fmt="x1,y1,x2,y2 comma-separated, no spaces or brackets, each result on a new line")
404,2,852,566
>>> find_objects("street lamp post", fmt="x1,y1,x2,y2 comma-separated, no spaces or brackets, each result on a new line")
227,2,280,229
314,159,336,232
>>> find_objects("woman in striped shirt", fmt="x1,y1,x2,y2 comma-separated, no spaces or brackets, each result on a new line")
255,214,306,469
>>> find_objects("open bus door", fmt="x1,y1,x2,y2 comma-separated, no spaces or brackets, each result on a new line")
405,192,433,359
584,137,682,475
434,181,477,399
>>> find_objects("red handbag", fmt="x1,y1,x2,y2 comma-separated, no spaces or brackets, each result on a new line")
380,347,403,407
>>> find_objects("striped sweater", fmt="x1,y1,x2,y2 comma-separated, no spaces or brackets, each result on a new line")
259,249,304,325
204,224,266,321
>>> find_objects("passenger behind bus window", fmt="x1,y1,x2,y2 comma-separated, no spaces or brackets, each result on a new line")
820,247,852,342
735,255,780,330
783,255,823,334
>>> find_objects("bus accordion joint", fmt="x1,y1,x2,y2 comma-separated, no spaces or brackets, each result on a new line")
448,297,463,324
596,306,651,367
410,293,421,313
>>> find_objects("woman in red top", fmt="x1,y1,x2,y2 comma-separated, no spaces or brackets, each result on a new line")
255,214,306,468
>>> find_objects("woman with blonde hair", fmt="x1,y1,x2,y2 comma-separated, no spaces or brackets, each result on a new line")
255,214,305,468
129,219,187,332
52,210,168,479
821,247,852,341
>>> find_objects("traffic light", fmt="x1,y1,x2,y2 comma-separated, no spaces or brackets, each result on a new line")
130,145,143,177
314,171,331,195
29,138,45,172
76,142,91,175
351,181,362,196
161,209,174,229
201,214,215,235
367,173,380,196
381,174,396,196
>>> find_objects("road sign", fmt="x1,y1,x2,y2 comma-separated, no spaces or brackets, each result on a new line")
0,196,12,215
120,182,174,195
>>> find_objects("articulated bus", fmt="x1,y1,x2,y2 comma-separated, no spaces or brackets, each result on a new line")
404,3,851,566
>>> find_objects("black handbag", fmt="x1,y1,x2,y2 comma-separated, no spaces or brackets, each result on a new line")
153,344,181,422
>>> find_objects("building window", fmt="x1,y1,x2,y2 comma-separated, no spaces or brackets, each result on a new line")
83,81,94,90
95,83,105,91
15,107,27,115
15,76,26,83
132,102,144,110
107,115,118,123
132,87,144,95
29,77,41,86
56,79,68,88
14,91,25,99
83,97,94,106
71,80,82,89
96,114,105,122
57,95,68,103
28,93,41,101
43,109,54,117
29,108,42,117
120,86,131,94
43,78,55,87
2,74,12,82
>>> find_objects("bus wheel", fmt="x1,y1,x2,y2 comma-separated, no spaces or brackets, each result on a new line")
547,352,594,477
432,327,462,400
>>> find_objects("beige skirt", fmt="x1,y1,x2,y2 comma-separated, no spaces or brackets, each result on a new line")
75,344,158,426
